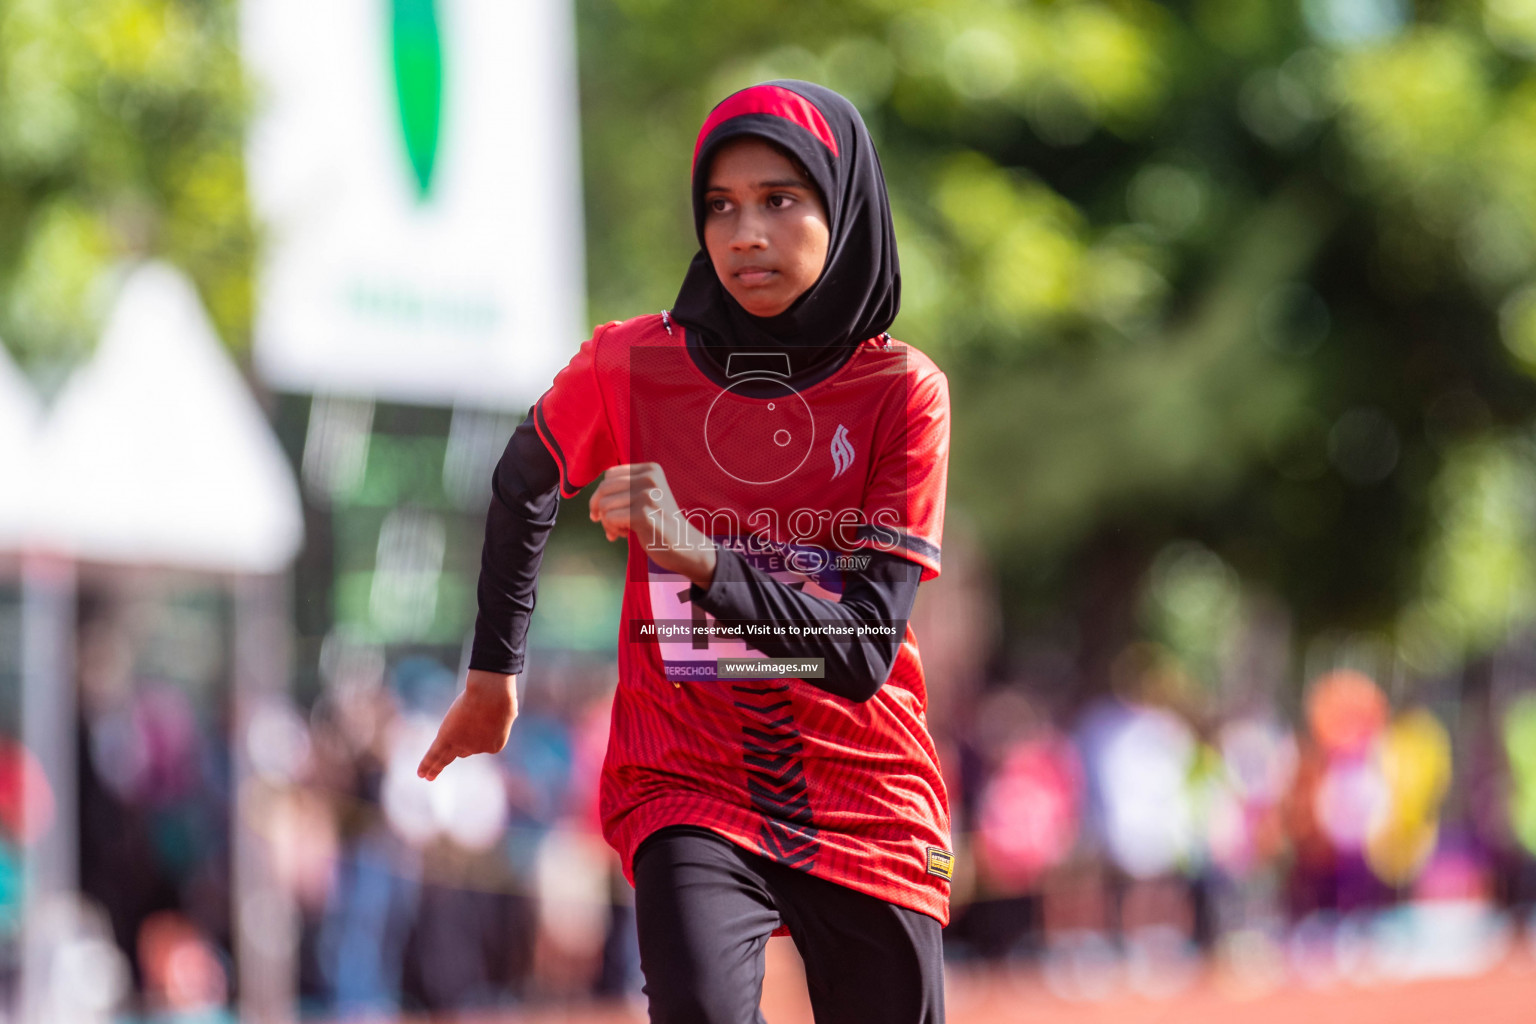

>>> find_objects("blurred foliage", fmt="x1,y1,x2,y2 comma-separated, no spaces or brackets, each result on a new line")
0,0,252,385
1139,540,1245,690
576,0,1536,680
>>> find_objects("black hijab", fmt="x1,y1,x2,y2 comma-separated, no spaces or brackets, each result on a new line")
671,80,900,385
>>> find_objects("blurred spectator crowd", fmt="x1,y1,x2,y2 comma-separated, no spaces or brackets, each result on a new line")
947,647,1536,1001
16,607,1536,1019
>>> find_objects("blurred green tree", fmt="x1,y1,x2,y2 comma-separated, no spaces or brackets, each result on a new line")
0,0,252,387
576,0,1536,688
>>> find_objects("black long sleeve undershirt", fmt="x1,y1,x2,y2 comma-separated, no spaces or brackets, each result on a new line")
468,415,921,700
468,413,560,675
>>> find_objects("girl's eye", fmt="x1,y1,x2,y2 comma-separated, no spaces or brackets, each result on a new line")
707,198,730,214
768,194,793,209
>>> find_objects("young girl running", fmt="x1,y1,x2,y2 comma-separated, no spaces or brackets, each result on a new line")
419,80,951,1023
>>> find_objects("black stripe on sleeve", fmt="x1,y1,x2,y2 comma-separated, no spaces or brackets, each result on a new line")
855,524,940,566
533,397,575,497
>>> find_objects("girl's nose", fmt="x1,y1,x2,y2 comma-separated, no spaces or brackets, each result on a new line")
731,209,768,250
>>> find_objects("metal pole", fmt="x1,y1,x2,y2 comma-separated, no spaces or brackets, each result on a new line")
232,572,298,1024
18,553,76,1024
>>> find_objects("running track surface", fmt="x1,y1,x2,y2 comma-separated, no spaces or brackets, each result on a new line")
368,939,1536,1024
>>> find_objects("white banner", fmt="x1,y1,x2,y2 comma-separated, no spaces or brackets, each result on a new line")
244,0,584,408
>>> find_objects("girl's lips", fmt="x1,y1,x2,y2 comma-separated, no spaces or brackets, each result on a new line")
735,267,777,286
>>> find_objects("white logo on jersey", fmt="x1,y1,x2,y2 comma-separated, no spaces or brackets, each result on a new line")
830,424,855,479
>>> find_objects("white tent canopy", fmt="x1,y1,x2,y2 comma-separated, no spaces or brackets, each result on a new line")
0,339,41,548
33,262,304,573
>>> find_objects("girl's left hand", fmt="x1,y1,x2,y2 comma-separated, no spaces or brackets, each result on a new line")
588,463,718,587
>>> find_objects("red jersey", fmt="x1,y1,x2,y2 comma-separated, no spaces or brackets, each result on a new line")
533,313,953,923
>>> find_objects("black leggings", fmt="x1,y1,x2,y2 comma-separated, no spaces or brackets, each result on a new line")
632,826,945,1024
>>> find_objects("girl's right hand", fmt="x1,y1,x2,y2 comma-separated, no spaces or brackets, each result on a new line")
416,669,519,781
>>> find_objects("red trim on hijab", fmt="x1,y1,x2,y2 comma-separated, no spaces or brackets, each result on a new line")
691,84,839,172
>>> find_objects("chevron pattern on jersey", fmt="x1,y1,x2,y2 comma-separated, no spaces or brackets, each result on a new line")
732,682,820,870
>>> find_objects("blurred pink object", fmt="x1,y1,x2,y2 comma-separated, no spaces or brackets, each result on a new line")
0,738,54,845
1414,848,1489,903
978,736,1081,891
137,911,229,1012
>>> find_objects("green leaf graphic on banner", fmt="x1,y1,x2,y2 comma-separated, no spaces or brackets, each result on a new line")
392,0,442,199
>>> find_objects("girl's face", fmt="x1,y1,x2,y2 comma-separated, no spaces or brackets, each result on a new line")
702,138,830,318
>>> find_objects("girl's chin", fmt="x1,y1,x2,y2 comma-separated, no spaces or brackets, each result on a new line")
729,289,796,318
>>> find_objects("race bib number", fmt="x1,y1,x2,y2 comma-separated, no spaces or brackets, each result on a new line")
647,538,844,683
